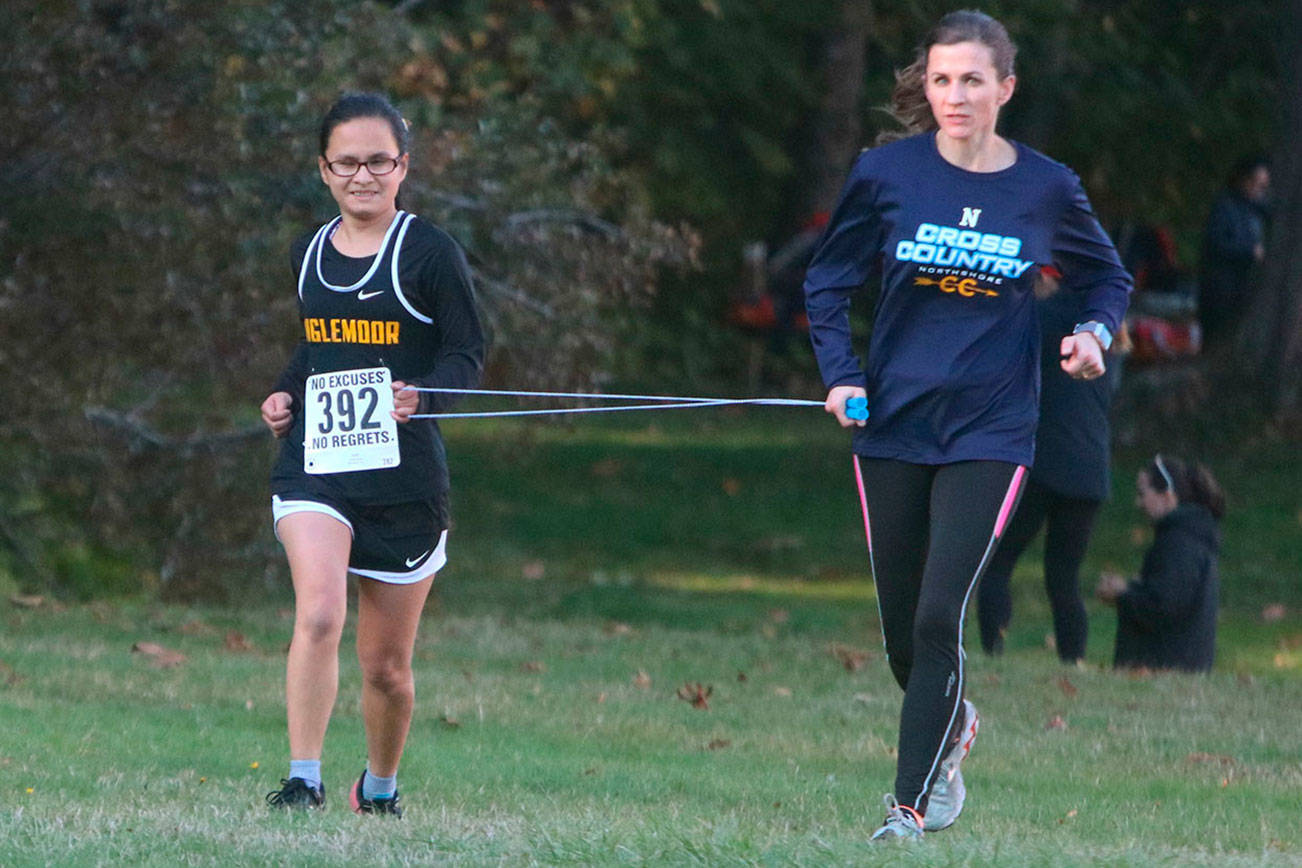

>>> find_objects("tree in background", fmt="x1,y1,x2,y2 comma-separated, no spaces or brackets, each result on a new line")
0,0,692,597
0,0,1290,598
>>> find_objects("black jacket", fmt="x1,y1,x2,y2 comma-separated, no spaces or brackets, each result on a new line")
1030,290,1119,502
1114,504,1220,673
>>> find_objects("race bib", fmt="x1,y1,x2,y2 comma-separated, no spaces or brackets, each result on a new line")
303,367,400,474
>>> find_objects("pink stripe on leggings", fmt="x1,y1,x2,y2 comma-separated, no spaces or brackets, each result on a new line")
852,455,872,553
993,464,1028,537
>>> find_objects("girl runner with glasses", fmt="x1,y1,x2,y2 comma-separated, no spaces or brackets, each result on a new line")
260,92,484,815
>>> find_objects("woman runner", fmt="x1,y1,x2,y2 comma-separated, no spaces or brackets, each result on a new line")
803,11,1130,840
260,92,484,815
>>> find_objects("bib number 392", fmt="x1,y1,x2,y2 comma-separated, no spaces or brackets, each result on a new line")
303,367,400,474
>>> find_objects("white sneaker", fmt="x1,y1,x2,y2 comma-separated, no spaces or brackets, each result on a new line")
869,794,924,842
923,699,979,831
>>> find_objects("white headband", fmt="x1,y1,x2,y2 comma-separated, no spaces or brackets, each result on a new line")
1154,454,1175,493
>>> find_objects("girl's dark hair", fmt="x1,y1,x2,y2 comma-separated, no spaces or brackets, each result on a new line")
319,92,410,157
1227,154,1269,189
879,10,1017,143
1146,454,1227,520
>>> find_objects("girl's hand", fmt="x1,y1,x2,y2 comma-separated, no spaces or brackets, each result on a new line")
391,381,419,423
260,391,294,438
1060,333,1106,380
1096,570,1128,605
825,385,868,428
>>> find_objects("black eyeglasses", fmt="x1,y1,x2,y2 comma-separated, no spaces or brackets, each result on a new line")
325,156,402,177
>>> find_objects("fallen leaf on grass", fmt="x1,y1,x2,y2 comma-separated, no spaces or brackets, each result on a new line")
438,714,461,729
1261,603,1287,623
178,619,215,636
1184,752,1235,766
736,671,748,682
590,458,623,478
1056,675,1078,698
772,686,792,698
632,670,651,689
224,631,254,653
853,693,873,704
596,692,607,704
1057,808,1078,824
521,560,546,581
1045,715,1068,731
706,739,732,751
604,621,632,636
8,595,44,609
131,642,186,668
676,682,713,710
721,478,742,496
768,608,789,625
831,643,872,671
0,661,23,687
520,660,546,673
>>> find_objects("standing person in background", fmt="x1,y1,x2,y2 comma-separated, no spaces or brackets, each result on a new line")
1198,156,1270,349
977,281,1125,664
260,92,484,814
1097,455,1224,673
803,10,1131,841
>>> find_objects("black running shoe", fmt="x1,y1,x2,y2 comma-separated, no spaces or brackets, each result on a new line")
266,777,325,810
349,770,403,817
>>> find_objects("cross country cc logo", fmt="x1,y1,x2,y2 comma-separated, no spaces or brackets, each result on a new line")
913,275,999,298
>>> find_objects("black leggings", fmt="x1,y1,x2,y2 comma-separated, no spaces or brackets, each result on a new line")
976,479,1099,662
853,457,1025,814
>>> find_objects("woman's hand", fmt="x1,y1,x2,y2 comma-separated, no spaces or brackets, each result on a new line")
391,381,420,423
260,391,294,438
824,385,868,428
1060,333,1106,380
1096,570,1128,605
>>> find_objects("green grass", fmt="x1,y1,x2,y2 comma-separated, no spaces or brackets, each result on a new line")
2,410,1299,865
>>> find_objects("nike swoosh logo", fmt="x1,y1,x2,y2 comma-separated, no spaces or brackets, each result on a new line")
405,550,430,568
358,289,385,300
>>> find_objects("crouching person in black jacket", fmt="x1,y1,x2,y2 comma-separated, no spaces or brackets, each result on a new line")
1097,455,1225,673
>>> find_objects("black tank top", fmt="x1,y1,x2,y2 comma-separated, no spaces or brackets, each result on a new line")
271,211,449,505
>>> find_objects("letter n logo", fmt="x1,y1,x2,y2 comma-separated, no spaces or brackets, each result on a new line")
960,207,981,228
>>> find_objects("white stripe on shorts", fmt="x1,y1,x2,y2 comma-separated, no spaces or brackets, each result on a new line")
272,495,353,538
270,496,447,585
351,529,447,585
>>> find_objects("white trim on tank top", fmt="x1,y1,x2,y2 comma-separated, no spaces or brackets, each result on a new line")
389,213,433,324
311,210,406,293
296,221,333,301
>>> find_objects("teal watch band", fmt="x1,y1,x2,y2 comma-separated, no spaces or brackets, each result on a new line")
1072,320,1113,352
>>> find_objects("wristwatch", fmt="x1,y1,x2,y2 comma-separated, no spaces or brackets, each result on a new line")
1072,320,1113,352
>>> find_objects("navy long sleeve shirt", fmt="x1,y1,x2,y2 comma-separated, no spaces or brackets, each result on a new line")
804,133,1131,466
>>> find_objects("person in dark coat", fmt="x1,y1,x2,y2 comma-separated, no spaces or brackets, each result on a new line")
1096,454,1225,673
1198,156,1270,349
977,280,1123,663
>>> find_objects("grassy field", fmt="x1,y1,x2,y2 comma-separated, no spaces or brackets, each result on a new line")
2,410,1299,865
